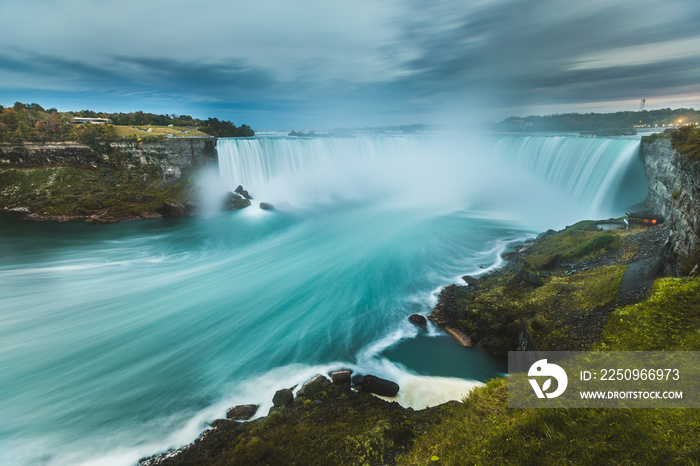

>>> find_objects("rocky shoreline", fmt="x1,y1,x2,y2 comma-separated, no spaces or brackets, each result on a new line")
428,220,674,354
139,215,677,465
140,370,414,465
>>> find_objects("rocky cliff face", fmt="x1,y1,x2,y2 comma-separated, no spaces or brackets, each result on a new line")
640,137,700,275
112,138,217,179
0,138,217,178
0,138,218,222
0,142,108,167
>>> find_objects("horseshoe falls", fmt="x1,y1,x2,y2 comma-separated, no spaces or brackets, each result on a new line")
0,133,648,465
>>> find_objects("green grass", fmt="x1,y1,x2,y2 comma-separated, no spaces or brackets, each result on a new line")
114,125,209,140
443,222,632,351
524,222,634,269
602,277,700,351
403,275,700,465
400,378,700,466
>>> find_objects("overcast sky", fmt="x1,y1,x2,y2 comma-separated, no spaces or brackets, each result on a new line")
1,0,699,129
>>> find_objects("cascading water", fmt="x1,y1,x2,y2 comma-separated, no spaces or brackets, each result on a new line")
216,133,647,227
0,132,648,466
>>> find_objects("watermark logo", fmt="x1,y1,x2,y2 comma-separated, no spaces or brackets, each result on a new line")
528,359,568,398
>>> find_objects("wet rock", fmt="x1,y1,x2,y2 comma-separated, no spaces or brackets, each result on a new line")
501,252,517,261
138,211,162,219
272,389,294,408
158,201,187,217
408,314,427,326
234,185,252,200
445,326,472,348
328,369,352,387
210,418,240,430
259,202,274,210
185,201,197,215
226,404,259,420
223,192,251,210
353,375,399,397
462,275,479,286
297,375,331,397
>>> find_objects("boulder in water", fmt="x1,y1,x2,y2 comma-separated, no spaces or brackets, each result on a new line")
353,375,399,397
224,192,251,210
271,388,294,408
408,314,427,326
234,185,252,200
462,275,479,286
328,369,353,387
259,202,274,210
296,375,331,397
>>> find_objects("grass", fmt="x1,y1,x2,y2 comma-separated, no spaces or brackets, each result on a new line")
523,221,632,268
602,277,700,351
443,221,633,352
402,275,700,465
400,378,700,465
114,125,210,140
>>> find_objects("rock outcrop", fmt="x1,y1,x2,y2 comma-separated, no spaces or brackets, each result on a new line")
639,136,700,274
353,375,400,397
223,192,252,210
157,201,188,217
296,375,331,397
226,404,258,420
234,185,252,200
445,327,472,347
408,314,427,326
270,388,294,412
328,369,352,388
0,138,217,178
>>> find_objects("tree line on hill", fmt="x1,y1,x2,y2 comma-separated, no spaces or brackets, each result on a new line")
0,102,254,144
496,108,700,135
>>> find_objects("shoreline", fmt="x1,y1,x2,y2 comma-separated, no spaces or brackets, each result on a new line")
141,216,670,464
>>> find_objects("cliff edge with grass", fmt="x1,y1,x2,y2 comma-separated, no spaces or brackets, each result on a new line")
0,138,217,223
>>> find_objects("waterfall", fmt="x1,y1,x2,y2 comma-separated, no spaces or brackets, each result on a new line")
216,133,648,226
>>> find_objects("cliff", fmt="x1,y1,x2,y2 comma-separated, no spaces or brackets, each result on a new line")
0,138,217,178
639,136,700,275
0,138,218,222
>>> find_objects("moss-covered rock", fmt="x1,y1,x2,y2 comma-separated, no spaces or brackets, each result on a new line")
142,384,449,466
429,221,665,353
0,165,195,222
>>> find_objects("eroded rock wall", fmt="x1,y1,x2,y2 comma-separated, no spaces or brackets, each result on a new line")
0,138,217,178
640,137,700,274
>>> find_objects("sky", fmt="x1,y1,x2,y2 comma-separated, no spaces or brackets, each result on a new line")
1,0,700,129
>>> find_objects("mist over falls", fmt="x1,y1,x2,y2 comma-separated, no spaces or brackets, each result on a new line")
0,133,649,466
216,133,648,229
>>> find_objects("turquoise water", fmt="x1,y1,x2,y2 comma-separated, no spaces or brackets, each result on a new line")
0,133,647,465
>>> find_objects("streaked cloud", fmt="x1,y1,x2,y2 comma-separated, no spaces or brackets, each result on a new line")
0,0,699,127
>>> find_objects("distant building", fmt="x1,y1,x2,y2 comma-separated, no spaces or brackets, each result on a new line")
73,117,112,125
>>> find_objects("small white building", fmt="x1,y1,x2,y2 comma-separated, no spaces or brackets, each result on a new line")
73,117,112,125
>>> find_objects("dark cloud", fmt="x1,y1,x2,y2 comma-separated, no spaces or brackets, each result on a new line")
1,0,699,126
